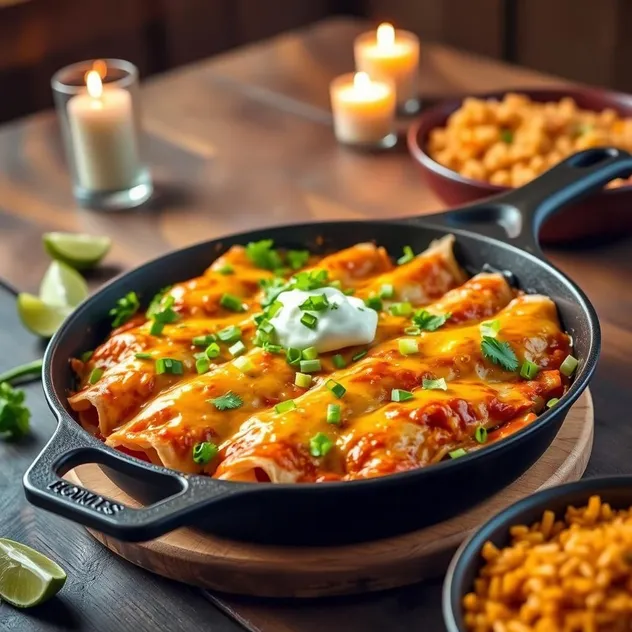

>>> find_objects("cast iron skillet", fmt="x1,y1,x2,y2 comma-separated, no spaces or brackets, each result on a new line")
23,148,632,545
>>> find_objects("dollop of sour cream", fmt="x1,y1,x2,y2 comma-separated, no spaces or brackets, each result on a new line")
269,287,378,353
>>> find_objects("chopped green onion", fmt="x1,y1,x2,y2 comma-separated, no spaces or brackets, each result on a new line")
309,432,333,457
253,313,266,326
150,321,165,336
343,288,355,296
560,355,578,377
520,360,540,380
267,300,283,318
88,367,104,384
326,404,342,425
391,389,414,402
217,325,241,344
379,284,395,299
364,296,383,311
274,267,290,277
302,346,319,360
81,350,93,363
263,342,283,354
217,264,234,275
326,379,346,398
295,372,312,388
546,398,560,408
480,320,501,338
300,294,328,311
155,358,184,375
205,342,221,359
151,296,179,324
397,245,415,265
233,356,255,374
228,341,247,357
475,426,488,444
193,334,216,347
500,129,513,144
192,441,218,465
275,399,296,414
449,448,467,459
404,326,421,336
300,313,318,329
293,269,329,291
352,350,367,362
196,357,210,374
135,352,153,360
299,359,321,373
220,293,246,313
287,249,310,270
258,320,275,335
390,302,413,317
398,338,419,355
332,354,346,369
286,347,302,365
423,377,448,391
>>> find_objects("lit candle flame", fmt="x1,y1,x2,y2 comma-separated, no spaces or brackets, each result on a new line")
86,70,103,100
377,23,395,49
92,59,107,79
353,72,372,93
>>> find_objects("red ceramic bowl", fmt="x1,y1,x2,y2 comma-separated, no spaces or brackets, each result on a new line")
408,87,632,244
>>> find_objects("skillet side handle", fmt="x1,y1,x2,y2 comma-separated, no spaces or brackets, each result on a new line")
23,422,238,542
430,148,632,254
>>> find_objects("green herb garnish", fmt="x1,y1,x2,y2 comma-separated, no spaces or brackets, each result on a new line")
481,337,519,372
209,391,243,411
109,291,140,327
412,309,451,331
0,382,31,439
192,441,219,465
309,432,333,457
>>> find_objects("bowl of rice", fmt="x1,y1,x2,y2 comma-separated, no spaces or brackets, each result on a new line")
443,477,632,632
407,88,632,244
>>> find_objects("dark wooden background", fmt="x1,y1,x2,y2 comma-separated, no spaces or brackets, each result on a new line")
1,15,632,632
2,0,632,123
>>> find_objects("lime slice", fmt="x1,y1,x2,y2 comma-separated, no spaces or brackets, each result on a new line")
0,538,66,608
39,260,88,309
43,232,111,270
17,293,72,338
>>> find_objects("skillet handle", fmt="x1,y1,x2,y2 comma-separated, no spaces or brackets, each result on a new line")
23,420,243,542
427,148,632,254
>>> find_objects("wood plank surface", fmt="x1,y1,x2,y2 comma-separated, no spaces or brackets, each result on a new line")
1,16,632,632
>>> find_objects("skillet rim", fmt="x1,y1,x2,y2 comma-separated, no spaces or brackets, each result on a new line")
41,217,600,492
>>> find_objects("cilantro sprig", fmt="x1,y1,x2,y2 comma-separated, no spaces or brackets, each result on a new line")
209,391,243,411
481,337,519,372
412,309,451,331
245,240,310,274
0,382,30,440
109,291,140,327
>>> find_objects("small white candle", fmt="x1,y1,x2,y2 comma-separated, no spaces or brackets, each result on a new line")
354,23,420,108
330,72,396,146
67,69,140,191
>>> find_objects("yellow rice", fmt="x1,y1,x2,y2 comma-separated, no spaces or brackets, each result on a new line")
463,495,632,632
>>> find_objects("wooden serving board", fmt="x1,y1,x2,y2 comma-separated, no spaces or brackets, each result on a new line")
67,390,593,598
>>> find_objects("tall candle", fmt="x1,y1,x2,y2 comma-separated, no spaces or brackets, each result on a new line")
330,72,396,147
67,70,141,191
354,23,420,109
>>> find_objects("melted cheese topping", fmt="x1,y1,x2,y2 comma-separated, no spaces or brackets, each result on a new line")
67,235,572,483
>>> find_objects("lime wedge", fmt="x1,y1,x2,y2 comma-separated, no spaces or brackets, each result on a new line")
43,232,111,270
0,538,66,608
17,293,72,338
39,260,88,309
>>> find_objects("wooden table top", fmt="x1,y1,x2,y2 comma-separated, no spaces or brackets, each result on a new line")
2,16,632,632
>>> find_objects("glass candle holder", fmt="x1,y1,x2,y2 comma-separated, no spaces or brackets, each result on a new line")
330,72,397,150
52,59,153,211
354,24,421,116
